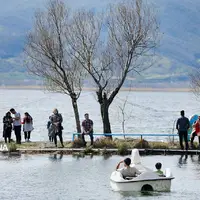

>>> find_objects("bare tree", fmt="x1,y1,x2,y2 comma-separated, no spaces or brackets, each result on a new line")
66,0,158,138
117,88,135,138
24,0,84,134
118,96,134,139
190,69,200,97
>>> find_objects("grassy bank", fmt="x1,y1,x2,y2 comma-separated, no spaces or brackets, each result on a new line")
1,138,197,156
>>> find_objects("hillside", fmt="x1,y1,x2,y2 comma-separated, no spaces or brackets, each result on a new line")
0,0,200,87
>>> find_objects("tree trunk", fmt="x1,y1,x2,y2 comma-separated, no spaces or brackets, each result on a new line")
71,97,81,138
100,98,112,139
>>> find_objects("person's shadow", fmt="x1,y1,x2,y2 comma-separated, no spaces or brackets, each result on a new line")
178,154,188,166
49,153,63,161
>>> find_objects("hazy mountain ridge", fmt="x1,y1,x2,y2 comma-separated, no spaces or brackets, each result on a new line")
0,0,199,86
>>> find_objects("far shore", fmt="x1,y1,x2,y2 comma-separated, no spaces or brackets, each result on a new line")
0,85,193,92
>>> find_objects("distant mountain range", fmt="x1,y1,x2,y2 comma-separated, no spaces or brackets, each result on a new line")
0,0,200,87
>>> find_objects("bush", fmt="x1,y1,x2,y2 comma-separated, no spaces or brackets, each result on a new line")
83,147,94,155
93,137,116,149
151,142,169,149
117,143,129,155
72,138,84,148
134,139,150,149
8,143,17,152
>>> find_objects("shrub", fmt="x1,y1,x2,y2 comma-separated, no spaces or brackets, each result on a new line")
134,139,150,149
93,137,116,148
72,138,84,148
151,142,169,149
117,143,129,155
8,143,17,152
83,147,94,155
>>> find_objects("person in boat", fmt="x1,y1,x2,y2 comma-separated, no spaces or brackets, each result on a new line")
155,162,165,176
3,112,13,143
190,117,200,149
176,110,190,150
116,158,141,179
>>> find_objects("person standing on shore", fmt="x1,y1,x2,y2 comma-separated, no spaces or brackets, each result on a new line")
82,113,94,147
22,112,33,142
190,117,200,149
176,110,190,150
50,109,64,148
3,112,13,143
10,108,22,144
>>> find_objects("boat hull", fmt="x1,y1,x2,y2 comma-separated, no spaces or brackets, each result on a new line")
110,178,173,192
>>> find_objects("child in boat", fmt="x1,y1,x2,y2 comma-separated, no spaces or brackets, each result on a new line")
155,162,165,176
116,158,141,179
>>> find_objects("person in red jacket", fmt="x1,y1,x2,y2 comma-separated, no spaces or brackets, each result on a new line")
191,116,200,149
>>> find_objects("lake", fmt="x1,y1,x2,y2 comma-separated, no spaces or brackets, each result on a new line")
0,89,199,141
0,154,199,200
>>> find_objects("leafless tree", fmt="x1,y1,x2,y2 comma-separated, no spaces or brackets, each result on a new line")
118,95,134,139
24,0,84,134
66,0,158,138
190,69,200,97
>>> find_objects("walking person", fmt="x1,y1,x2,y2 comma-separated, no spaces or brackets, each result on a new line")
22,112,33,142
50,109,64,148
3,112,13,143
10,108,22,144
176,110,190,150
82,113,94,147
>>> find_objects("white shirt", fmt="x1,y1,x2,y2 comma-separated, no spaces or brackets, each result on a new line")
119,167,140,178
13,112,21,126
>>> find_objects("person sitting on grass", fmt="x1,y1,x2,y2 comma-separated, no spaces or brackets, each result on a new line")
155,162,165,176
116,158,141,179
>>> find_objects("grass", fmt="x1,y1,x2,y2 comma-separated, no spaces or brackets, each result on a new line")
0,138,185,156
12,138,182,150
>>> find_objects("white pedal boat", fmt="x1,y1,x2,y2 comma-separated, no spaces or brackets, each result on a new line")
110,149,174,192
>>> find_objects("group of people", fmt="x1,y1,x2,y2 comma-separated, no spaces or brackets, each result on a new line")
46,111,94,148
3,108,33,144
116,157,164,179
2,106,94,147
176,110,200,150
4,107,200,150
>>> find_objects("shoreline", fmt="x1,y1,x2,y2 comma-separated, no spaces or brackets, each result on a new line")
1,139,199,156
0,85,193,92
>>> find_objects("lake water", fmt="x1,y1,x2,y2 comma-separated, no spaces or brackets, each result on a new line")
0,89,199,141
0,154,199,200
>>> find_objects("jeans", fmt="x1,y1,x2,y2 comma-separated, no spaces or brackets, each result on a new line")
54,132,64,147
82,132,94,146
3,128,12,143
178,131,188,150
14,125,21,144
24,131,31,140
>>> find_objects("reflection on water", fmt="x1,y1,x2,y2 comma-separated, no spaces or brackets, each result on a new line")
0,154,200,199
178,154,188,167
48,153,63,161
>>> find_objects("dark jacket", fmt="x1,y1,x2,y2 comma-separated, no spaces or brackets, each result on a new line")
176,116,190,132
3,116,13,131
